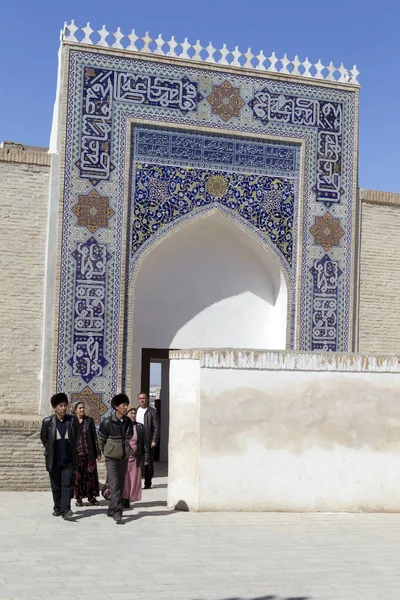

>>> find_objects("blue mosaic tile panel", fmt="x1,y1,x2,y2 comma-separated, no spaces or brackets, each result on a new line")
135,129,297,174
67,237,111,383
57,48,357,410
132,163,295,266
114,72,202,113
76,68,114,185
250,89,344,204
310,254,342,351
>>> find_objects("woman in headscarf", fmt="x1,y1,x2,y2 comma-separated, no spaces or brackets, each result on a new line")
71,401,101,506
122,407,149,508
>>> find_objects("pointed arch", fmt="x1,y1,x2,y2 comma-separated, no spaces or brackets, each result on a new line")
129,203,291,285
121,204,293,392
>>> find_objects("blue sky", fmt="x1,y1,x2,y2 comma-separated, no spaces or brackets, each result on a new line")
0,0,398,193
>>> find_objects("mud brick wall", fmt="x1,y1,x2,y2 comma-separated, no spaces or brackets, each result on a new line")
0,144,50,414
0,417,48,490
359,189,400,353
0,417,107,491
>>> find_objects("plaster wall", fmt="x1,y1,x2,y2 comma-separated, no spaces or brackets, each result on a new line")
168,358,200,510
131,214,287,396
168,350,400,512
0,149,50,415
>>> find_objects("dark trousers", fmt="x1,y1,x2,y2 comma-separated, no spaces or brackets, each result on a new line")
144,447,155,486
49,463,74,515
106,457,128,515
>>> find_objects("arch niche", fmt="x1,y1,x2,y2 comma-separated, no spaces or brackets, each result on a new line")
126,207,290,402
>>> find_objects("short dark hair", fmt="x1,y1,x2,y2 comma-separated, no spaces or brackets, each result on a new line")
111,393,130,409
51,392,68,408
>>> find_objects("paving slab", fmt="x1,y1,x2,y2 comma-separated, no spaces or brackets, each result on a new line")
0,466,400,599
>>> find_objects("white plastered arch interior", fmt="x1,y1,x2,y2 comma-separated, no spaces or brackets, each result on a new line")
129,210,288,397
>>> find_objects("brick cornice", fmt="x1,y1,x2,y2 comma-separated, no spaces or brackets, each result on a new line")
360,188,400,206
0,144,51,167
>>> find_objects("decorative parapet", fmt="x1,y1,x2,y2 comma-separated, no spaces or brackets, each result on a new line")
62,21,360,85
360,189,400,207
169,349,400,373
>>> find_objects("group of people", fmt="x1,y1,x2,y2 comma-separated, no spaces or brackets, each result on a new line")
40,391,160,522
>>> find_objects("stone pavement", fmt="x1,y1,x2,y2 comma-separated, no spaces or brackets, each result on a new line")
0,466,400,600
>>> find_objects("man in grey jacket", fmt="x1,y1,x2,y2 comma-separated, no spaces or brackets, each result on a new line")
136,392,160,489
98,394,133,522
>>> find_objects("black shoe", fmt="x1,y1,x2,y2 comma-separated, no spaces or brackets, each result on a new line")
52,510,62,517
143,483,152,489
107,512,113,518
88,497,100,506
113,512,122,522
122,499,130,508
62,510,73,520
75,498,83,507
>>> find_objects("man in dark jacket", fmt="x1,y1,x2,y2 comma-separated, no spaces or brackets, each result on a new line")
136,392,160,489
40,393,76,520
97,393,133,522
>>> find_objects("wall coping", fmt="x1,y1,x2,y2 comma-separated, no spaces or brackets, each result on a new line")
169,349,400,373
360,188,400,206
0,143,51,167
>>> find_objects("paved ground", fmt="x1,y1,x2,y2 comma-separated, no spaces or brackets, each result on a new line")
0,466,400,600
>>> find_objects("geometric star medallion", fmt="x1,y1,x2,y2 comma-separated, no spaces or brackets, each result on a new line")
206,175,229,198
70,386,108,425
207,80,245,122
310,211,344,251
72,189,114,233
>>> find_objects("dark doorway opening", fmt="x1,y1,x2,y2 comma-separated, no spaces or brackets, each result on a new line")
141,348,171,463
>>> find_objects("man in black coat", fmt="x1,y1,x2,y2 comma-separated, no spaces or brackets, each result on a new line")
40,393,76,520
136,392,160,489
97,393,133,522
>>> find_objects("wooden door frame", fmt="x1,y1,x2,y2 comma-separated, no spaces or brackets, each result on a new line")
140,348,171,396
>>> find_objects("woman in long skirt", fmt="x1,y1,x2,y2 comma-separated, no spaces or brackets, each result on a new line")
122,407,149,508
72,401,101,506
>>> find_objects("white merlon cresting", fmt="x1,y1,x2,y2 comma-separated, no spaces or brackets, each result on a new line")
62,21,360,85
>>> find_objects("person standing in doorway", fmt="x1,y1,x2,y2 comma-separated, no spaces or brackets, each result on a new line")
40,393,76,520
97,394,133,522
136,392,160,489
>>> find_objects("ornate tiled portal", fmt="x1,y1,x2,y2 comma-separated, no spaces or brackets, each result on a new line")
54,23,359,418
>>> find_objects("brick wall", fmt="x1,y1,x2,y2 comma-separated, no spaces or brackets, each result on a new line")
0,417,48,490
0,144,50,415
358,189,400,353
0,417,106,491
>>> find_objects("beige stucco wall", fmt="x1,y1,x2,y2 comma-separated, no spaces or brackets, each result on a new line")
0,144,50,414
168,350,400,512
358,189,400,353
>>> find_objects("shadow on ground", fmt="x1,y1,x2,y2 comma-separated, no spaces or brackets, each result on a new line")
193,597,309,600
135,500,167,508
71,507,175,522
122,509,175,523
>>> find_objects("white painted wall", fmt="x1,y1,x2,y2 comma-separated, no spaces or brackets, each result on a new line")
159,359,170,462
130,214,287,397
168,358,200,510
168,350,400,512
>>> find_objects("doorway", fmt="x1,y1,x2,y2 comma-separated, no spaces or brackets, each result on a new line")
140,348,171,464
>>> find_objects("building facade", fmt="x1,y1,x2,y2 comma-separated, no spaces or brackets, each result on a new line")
1,24,400,507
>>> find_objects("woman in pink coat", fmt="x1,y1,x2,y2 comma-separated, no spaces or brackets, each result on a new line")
122,407,149,508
